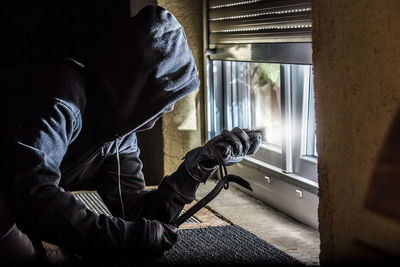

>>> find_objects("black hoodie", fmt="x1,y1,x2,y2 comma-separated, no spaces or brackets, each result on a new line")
85,5,200,140
1,5,200,259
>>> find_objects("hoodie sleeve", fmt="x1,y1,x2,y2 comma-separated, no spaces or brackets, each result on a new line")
7,99,149,257
95,134,200,224
126,162,201,224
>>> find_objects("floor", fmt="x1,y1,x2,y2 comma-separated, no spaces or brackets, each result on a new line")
44,181,320,266
196,177,320,266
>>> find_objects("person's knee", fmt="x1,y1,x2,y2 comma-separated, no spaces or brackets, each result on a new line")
0,224,38,265
0,197,14,237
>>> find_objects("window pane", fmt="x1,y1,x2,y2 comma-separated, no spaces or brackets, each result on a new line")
250,63,281,147
222,61,282,147
301,66,317,158
207,59,317,180
307,78,317,157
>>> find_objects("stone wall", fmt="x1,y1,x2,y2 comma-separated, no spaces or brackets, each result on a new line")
312,0,400,263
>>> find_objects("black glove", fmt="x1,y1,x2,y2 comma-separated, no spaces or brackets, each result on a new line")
184,127,262,182
141,219,178,258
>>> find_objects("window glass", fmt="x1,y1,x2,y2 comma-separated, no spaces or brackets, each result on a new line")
307,76,317,157
207,60,317,181
221,61,281,147
250,63,281,147
300,66,318,158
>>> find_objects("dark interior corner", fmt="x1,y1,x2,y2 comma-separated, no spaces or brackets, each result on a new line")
136,119,164,186
0,0,130,70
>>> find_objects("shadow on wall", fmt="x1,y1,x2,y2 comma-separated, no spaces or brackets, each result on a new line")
364,106,400,223
136,119,164,186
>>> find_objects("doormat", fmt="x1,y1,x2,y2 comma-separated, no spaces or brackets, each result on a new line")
73,191,202,224
46,225,304,267
148,225,304,266
73,191,112,216
46,192,302,266
72,191,228,228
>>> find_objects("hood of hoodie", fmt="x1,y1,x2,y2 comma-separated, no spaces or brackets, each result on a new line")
84,5,199,141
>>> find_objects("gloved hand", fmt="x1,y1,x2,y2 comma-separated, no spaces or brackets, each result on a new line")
184,127,262,182
141,219,178,258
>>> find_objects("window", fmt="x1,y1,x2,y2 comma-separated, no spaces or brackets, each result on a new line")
207,60,317,181
203,0,318,229
210,61,282,147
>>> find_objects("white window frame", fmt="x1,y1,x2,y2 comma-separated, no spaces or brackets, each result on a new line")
202,0,318,229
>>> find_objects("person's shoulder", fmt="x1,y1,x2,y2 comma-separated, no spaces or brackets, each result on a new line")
39,59,87,112
43,58,86,91
118,132,139,153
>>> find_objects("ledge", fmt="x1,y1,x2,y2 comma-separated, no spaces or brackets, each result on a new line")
239,156,319,195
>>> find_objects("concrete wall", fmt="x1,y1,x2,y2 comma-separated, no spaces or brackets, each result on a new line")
312,0,400,263
130,0,157,16
131,0,204,181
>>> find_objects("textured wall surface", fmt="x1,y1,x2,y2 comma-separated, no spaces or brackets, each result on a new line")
157,0,204,176
312,0,400,263
130,0,156,16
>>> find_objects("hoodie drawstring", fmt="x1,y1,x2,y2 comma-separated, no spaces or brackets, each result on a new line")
115,136,125,220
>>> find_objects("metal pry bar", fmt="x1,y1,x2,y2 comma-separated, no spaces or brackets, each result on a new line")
172,174,252,227
173,128,259,227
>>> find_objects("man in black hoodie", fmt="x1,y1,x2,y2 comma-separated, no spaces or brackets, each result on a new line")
0,5,261,265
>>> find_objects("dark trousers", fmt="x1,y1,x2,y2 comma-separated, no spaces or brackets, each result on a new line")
0,224,40,266
0,162,200,264
0,192,45,266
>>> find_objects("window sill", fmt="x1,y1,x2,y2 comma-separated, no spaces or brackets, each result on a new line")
226,156,319,229
300,155,318,164
242,156,318,194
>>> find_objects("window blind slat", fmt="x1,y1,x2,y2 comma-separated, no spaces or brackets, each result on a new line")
209,13,311,32
209,0,264,9
209,1,309,21
209,6,310,22
208,0,311,44
210,30,311,44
